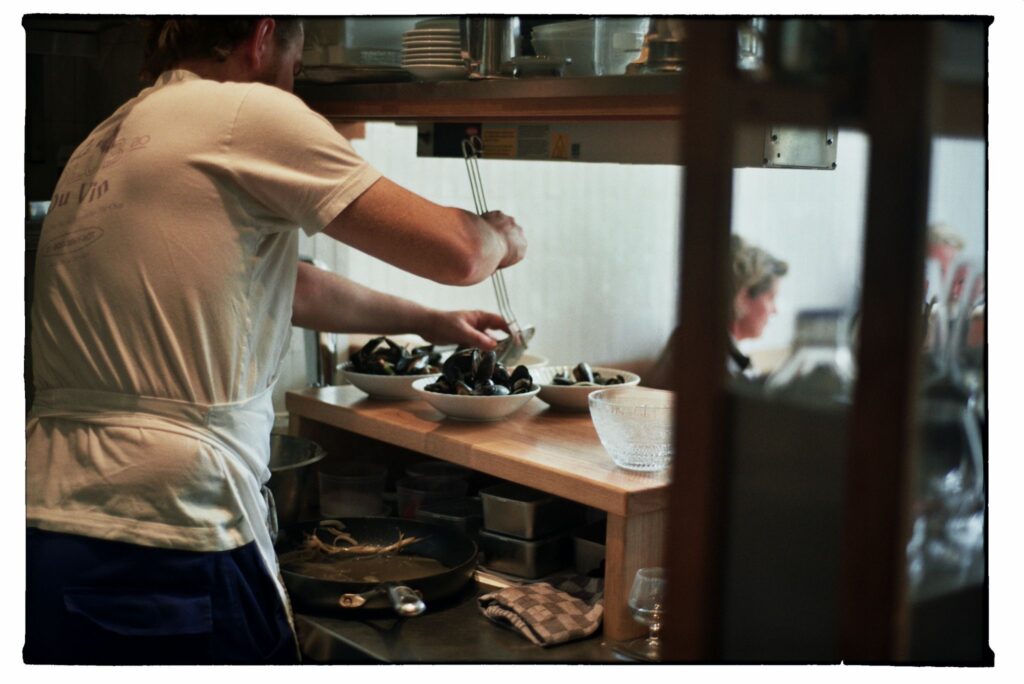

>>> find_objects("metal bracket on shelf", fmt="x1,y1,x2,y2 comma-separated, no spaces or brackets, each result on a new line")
762,125,838,169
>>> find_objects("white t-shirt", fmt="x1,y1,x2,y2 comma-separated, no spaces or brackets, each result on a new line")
26,70,381,567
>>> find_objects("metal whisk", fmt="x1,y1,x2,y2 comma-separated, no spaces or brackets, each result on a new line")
462,136,531,362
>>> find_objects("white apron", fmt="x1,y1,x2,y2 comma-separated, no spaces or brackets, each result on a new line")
28,384,292,621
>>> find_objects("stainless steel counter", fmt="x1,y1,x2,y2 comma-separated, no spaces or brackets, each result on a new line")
296,582,626,664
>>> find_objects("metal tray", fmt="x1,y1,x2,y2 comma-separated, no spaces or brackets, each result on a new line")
479,483,581,540
478,529,571,579
414,497,483,539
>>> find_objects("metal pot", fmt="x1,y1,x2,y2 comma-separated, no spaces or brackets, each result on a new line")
276,517,478,617
268,434,326,526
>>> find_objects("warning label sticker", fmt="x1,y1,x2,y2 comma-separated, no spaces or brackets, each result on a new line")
481,128,517,159
550,133,571,160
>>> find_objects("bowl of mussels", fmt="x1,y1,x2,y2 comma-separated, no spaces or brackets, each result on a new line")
339,336,444,400
533,362,641,411
411,347,540,422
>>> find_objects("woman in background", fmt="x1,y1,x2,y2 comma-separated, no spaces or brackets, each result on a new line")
646,235,788,388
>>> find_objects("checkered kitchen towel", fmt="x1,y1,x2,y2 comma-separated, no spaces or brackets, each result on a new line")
478,582,604,647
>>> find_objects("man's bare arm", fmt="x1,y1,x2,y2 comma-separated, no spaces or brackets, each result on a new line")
322,177,525,286
291,261,508,349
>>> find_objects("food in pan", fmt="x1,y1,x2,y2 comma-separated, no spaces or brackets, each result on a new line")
347,336,443,376
278,520,445,583
421,347,535,396
551,362,627,387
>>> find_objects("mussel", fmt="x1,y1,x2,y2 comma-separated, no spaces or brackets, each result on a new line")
349,336,443,376
552,362,626,387
424,347,535,397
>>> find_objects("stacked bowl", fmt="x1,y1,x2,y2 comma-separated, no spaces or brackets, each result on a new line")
401,17,467,81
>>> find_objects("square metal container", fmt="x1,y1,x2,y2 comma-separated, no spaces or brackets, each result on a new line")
478,529,572,579
414,497,483,539
572,519,607,576
479,483,581,540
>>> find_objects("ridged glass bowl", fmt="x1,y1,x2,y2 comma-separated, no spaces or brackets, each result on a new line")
589,387,675,471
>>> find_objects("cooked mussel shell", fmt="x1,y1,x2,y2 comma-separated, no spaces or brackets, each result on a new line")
383,338,405,363
454,380,475,396
478,383,510,396
396,351,429,375
443,348,479,382
423,380,449,393
509,365,532,385
356,336,387,365
572,362,595,384
552,373,574,386
492,365,511,387
354,337,440,375
365,357,395,375
475,350,497,384
511,378,534,394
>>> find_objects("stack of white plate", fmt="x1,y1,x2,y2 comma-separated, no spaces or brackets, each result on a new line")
401,17,466,81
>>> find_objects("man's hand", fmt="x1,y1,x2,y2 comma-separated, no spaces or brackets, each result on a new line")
481,211,526,270
424,310,510,351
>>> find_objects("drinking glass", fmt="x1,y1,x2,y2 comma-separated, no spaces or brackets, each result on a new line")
626,567,667,661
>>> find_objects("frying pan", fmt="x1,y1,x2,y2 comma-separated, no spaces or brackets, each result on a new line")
275,517,478,617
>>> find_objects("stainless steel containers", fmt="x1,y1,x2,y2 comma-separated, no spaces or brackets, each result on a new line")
478,529,572,579
478,483,581,578
479,483,580,539
268,434,327,525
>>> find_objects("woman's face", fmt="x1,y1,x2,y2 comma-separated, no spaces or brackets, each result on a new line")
733,279,779,341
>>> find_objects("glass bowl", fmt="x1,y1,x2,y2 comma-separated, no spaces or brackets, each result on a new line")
588,387,675,472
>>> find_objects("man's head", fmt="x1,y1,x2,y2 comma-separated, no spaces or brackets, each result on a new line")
926,223,964,277
141,17,304,92
730,235,789,341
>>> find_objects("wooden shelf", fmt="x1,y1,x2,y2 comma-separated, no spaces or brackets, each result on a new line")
298,71,981,137
285,385,669,517
297,74,685,122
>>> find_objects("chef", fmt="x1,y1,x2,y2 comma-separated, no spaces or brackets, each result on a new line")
25,17,525,664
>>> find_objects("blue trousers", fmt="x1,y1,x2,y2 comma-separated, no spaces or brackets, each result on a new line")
24,528,298,665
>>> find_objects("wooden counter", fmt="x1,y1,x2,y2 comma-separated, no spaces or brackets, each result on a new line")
286,385,670,641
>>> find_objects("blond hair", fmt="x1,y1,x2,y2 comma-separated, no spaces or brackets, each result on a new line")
927,223,965,251
731,235,789,299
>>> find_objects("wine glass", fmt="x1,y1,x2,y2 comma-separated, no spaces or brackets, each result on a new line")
626,567,667,661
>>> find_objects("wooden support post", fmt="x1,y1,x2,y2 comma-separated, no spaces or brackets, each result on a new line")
839,20,937,662
603,509,668,641
660,20,738,662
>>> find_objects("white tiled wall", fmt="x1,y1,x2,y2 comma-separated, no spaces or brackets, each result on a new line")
273,124,986,416
273,122,684,416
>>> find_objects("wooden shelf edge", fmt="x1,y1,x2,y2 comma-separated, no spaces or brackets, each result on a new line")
285,388,669,518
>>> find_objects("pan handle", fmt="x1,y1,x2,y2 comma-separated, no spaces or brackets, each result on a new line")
336,583,427,617
385,583,426,617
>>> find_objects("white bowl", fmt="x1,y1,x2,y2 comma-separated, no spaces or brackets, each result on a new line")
402,57,464,65
403,36,462,44
405,28,460,36
589,387,675,472
411,377,539,422
435,350,547,369
512,352,549,369
533,365,641,411
414,17,460,30
339,363,439,400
